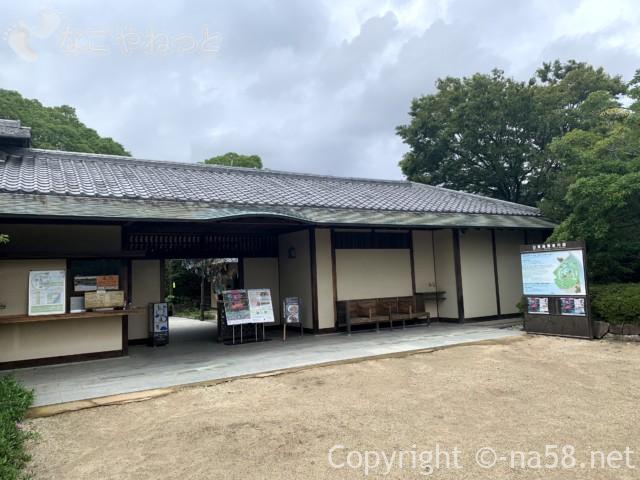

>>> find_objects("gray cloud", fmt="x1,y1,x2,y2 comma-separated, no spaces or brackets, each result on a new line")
1,0,639,180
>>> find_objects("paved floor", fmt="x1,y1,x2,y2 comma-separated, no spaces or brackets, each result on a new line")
10,317,523,407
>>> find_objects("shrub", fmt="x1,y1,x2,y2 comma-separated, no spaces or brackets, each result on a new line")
590,283,640,325
0,375,34,480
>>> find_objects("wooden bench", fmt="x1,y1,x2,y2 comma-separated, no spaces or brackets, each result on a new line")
337,294,432,335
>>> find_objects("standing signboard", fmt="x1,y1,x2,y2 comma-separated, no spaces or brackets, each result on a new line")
222,290,252,325
248,289,275,323
282,296,303,340
221,289,274,344
520,241,592,339
148,302,169,346
28,270,66,316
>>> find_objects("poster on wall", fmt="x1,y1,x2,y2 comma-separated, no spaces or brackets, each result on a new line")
520,249,586,296
28,270,66,316
527,297,549,315
222,290,252,325
74,275,119,292
74,276,97,292
248,289,275,323
97,275,119,290
283,297,301,324
560,297,586,316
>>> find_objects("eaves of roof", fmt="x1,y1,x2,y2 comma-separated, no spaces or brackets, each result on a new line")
0,192,556,230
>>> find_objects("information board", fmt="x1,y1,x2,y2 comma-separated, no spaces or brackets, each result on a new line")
527,297,549,315
222,289,275,325
248,289,275,323
28,270,66,316
560,297,586,316
521,249,586,296
520,241,592,339
222,290,252,325
283,297,301,324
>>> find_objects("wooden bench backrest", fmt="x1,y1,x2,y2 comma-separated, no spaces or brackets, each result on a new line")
337,295,427,325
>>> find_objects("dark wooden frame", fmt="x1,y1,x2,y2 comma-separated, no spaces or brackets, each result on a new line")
491,229,501,317
452,229,465,323
309,228,319,332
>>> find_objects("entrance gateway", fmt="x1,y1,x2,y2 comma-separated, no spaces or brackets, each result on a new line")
0,118,555,369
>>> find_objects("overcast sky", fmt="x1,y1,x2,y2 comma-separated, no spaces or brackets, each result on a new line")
1,0,639,179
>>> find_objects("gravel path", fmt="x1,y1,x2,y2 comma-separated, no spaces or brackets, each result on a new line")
26,335,640,479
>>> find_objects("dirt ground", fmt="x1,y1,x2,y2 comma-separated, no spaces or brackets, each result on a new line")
26,335,640,479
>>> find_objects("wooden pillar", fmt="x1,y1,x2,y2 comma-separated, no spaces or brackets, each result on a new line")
491,229,501,317
452,229,465,323
309,228,319,333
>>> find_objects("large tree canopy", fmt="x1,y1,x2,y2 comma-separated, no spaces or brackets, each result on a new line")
0,89,129,155
397,61,626,205
203,152,263,169
545,73,640,282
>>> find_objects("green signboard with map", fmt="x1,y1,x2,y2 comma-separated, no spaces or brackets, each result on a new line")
520,249,586,296
520,241,592,339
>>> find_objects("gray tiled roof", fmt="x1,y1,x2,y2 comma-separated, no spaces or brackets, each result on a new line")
0,147,541,218
0,120,31,146
0,193,556,229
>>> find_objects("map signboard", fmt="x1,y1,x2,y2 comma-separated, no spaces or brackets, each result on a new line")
521,249,586,296
28,270,66,316
520,241,592,339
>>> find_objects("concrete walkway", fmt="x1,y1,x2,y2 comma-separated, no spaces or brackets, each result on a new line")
10,318,523,407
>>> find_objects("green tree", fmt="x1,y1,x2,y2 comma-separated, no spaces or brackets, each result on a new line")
397,61,626,205
0,89,129,155
546,76,640,282
203,152,263,169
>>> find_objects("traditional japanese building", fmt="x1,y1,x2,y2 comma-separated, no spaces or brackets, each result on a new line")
0,119,553,368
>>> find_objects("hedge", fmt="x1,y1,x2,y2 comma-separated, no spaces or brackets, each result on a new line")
0,375,34,480
590,283,640,325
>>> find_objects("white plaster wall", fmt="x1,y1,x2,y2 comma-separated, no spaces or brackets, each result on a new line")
412,230,440,317
278,230,313,329
0,259,122,362
0,316,122,362
433,229,459,319
129,259,162,340
412,230,436,292
0,259,66,315
335,249,413,301
243,257,280,324
315,229,335,330
460,229,497,319
495,230,525,315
